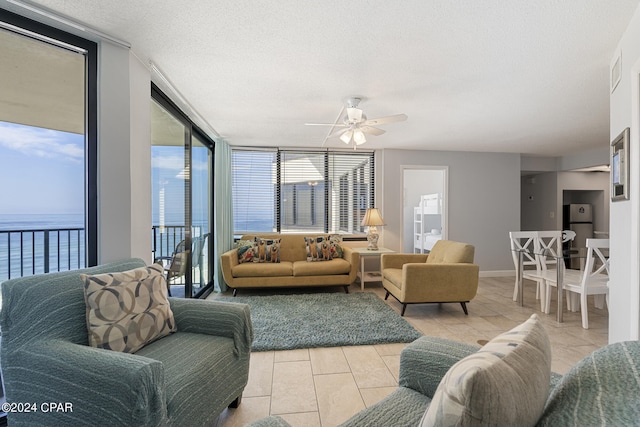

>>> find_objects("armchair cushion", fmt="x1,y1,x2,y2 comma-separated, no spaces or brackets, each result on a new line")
425,240,475,264
81,263,177,353
421,314,551,427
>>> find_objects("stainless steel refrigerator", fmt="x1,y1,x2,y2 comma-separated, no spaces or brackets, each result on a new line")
563,204,594,269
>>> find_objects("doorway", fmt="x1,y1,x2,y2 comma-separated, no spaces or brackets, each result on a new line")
401,166,448,253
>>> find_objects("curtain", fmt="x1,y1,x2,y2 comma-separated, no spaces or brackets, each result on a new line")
213,140,233,292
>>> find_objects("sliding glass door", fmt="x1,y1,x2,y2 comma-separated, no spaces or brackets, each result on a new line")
191,134,212,296
151,86,214,298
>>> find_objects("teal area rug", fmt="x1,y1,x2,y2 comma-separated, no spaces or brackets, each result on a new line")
216,292,423,351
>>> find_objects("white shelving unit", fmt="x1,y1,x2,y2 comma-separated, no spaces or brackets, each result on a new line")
414,193,442,253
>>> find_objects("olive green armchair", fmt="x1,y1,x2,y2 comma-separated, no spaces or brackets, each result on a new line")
381,240,479,316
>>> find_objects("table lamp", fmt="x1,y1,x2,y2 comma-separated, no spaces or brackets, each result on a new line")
361,208,385,250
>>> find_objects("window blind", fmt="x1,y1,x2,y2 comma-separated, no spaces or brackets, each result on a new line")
231,149,277,233
231,148,374,234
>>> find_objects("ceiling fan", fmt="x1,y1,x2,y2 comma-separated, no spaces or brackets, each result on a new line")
305,97,408,149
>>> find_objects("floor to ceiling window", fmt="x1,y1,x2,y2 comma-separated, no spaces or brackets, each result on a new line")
151,85,214,298
0,10,97,282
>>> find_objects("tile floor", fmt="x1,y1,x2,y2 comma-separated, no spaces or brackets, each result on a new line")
211,276,609,427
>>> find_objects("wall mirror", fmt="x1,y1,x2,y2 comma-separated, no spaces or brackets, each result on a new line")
401,166,448,253
611,127,630,201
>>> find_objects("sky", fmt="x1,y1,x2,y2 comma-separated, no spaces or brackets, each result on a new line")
0,120,212,226
0,121,84,215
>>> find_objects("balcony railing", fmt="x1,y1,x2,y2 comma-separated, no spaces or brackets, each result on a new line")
151,225,205,261
0,228,85,282
0,225,204,283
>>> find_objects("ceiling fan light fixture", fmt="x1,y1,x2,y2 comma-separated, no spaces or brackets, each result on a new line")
340,129,354,144
346,107,363,123
306,97,406,148
354,129,367,145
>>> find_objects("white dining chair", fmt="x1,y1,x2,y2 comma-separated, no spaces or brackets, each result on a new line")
509,231,542,303
529,230,581,313
562,238,610,329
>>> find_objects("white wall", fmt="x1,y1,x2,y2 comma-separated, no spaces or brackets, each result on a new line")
558,146,610,171
380,149,520,273
521,173,558,231
129,53,152,263
98,43,152,264
609,3,640,342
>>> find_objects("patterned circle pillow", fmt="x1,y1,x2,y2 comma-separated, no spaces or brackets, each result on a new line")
81,263,177,353
420,314,551,427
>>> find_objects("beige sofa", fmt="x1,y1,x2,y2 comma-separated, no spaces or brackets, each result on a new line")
221,234,360,295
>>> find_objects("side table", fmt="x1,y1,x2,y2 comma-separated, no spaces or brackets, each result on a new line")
352,247,395,290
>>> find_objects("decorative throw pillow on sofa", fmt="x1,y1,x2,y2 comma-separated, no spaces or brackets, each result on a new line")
235,239,255,263
328,234,344,258
304,236,333,261
80,263,177,353
252,237,281,263
420,313,551,427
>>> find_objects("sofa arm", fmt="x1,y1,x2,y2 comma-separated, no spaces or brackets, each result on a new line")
381,253,428,270
169,298,253,358
399,336,479,398
220,248,239,287
341,246,361,281
4,339,166,426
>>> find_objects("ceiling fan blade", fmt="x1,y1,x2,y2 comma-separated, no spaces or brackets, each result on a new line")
359,125,386,136
320,105,346,147
363,113,408,126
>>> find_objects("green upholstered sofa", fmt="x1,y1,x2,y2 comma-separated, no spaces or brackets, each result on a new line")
248,336,640,426
221,234,359,295
0,258,253,426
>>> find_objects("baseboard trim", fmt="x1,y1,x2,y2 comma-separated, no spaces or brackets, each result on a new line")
479,270,514,278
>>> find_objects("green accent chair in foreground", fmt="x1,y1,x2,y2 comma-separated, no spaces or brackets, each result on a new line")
1,258,253,426
249,335,640,427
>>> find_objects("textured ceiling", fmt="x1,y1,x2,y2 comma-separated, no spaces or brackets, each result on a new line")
8,0,640,156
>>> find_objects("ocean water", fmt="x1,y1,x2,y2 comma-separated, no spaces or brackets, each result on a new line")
0,213,84,231
0,214,208,282
0,213,85,281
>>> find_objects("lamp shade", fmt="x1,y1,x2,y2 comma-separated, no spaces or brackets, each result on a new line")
353,129,367,145
340,129,354,144
361,208,385,226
